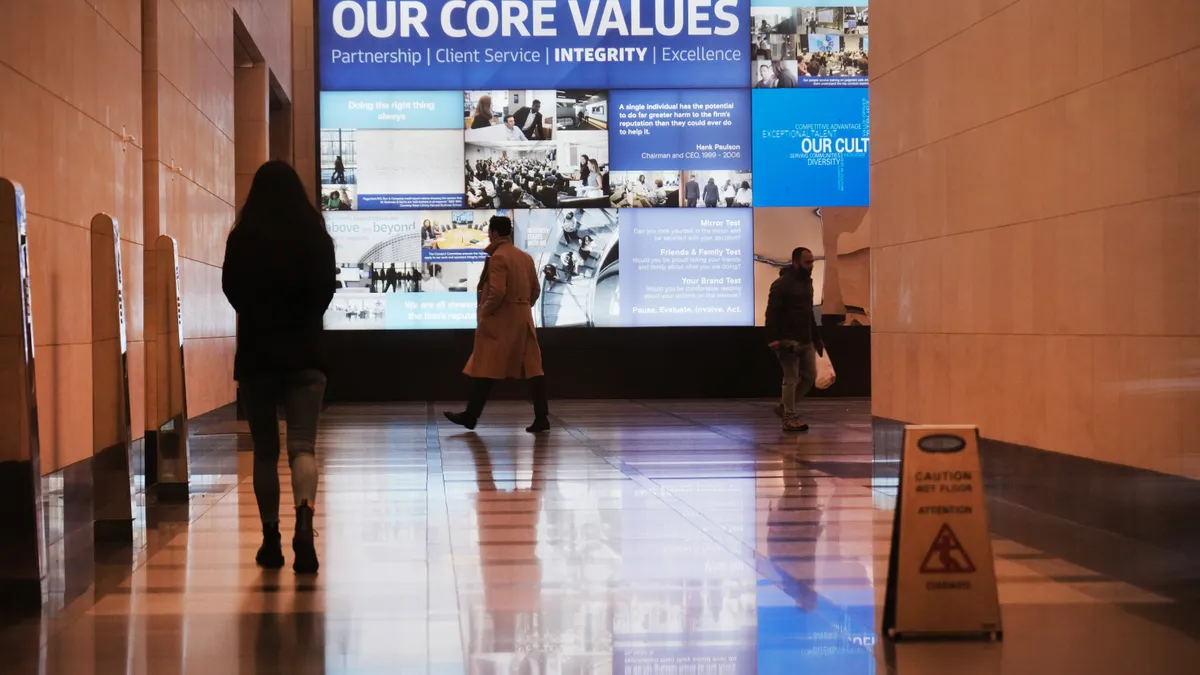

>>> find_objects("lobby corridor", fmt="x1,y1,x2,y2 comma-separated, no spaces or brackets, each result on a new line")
3,400,1199,674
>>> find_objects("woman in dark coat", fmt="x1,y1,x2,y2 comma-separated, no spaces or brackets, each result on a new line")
222,160,337,574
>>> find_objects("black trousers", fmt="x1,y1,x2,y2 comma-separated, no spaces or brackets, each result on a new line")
467,376,549,421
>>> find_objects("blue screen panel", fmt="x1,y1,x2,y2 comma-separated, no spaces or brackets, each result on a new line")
752,87,869,207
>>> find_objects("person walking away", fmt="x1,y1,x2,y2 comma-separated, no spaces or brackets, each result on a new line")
445,215,550,433
385,263,398,293
764,247,825,432
685,175,700,207
221,160,336,573
703,177,720,208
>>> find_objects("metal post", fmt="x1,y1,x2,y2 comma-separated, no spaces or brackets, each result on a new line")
0,178,46,613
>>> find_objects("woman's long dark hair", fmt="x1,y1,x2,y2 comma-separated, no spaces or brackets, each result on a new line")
230,161,331,258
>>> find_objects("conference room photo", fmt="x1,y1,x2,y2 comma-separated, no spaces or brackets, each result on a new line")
465,89,556,141
803,36,868,78
751,3,869,82
680,171,754,208
421,210,496,259
555,90,609,132
801,5,869,35
465,133,610,210
753,4,869,36
608,171,681,208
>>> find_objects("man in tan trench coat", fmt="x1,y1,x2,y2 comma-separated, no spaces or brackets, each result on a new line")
445,215,550,433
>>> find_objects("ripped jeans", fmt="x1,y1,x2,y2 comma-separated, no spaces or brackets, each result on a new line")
239,370,326,524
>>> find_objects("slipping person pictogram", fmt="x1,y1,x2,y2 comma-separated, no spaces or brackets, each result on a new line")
919,523,976,574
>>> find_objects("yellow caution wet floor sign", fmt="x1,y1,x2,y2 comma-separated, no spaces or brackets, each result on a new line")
882,425,1003,640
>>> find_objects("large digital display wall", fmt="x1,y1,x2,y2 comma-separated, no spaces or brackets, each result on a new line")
317,0,868,330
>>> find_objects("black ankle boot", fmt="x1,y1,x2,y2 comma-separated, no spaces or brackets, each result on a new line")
526,417,550,433
292,502,319,574
256,522,284,569
444,410,477,430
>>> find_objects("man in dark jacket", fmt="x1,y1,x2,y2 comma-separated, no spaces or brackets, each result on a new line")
498,182,519,209
685,176,700,207
512,99,546,140
536,181,558,208
764,247,825,431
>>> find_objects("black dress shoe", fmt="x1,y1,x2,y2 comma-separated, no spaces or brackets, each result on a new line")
256,522,285,569
526,417,551,433
444,411,477,430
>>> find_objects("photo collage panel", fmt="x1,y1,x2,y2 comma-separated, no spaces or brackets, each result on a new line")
315,1,870,330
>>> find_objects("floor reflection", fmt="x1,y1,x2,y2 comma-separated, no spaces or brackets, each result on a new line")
3,400,1198,674
758,453,875,674
466,432,557,673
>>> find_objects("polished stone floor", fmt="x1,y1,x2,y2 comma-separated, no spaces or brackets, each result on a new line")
3,399,1199,674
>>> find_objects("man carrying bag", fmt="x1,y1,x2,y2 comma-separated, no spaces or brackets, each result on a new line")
765,247,828,432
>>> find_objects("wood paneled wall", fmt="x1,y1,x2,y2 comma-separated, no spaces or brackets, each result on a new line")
0,0,293,472
870,0,1200,477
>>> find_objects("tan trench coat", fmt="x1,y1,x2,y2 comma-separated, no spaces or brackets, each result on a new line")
464,239,544,380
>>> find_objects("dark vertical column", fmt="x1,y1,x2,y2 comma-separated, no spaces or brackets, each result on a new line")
0,178,46,613
91,214,137,542
149,235,190,502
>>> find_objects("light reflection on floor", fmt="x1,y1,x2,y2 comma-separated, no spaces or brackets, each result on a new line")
3,399,1199,674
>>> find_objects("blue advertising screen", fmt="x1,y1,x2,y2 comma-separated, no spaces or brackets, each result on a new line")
316,0,868,330
752,86,869,207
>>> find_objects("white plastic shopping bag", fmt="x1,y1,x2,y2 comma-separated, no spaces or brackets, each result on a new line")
815,350,836,390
